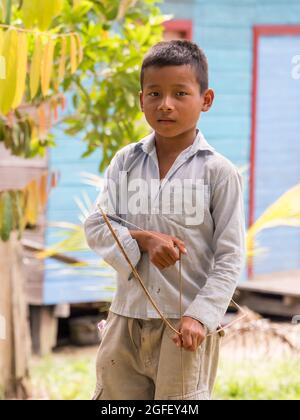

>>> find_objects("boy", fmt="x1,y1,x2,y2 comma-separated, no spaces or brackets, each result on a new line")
84,40,245,400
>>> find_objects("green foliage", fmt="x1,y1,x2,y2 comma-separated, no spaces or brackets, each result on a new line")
214,357,300,400
31,352,95,400
57,0,167,172
0,112,55,158
0,191,13,241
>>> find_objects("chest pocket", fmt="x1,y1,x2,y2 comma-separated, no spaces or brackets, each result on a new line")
161,182,208,227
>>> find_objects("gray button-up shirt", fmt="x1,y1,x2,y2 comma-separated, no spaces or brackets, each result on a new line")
84,130,246,332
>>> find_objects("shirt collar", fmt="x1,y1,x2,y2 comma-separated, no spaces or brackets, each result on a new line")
134,129,215,156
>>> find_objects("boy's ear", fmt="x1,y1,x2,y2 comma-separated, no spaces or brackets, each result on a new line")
202,89,214,112
139,91,144,112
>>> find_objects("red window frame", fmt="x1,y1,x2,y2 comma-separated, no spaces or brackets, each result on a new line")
248,25,300,278
163,19,193,41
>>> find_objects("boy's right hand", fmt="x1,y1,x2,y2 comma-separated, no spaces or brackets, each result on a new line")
142,231,187,270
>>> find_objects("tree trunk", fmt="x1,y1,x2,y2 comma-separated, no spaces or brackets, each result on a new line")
0,233,31,399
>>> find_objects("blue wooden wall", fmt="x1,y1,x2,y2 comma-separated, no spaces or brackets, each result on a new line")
45,0,300,304
44,101,115,305
162,0,300,221
162,0,300,276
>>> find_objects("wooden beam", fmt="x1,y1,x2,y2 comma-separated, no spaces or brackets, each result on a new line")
0,234,31,399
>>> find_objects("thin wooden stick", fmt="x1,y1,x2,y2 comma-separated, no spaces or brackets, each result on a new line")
179,252,185,399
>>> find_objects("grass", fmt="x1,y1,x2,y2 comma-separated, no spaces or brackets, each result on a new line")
30,347,96,400
214,357,300,400
30,346,300,400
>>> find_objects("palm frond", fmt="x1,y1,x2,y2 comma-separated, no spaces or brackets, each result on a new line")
247,184,300,255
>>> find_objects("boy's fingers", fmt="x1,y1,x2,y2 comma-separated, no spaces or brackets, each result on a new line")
172,334,182,347
172,237,187,254
153,258,164,270
197,334,205,348
165,247,180,263
191,335,198,351
182,330,192,349
158,252,173,266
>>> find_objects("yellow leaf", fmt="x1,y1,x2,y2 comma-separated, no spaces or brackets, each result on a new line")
24,179,39,226
70,34,77,74
12,32,28,109
247,184,300,243
58,36,67,81
21,0,39,28
37,0,63,31
41,36,56,96
22,0,63,30
0,28,4,51
73,0,82,7
30,35,43,99
0,29,18,115
75,33,83,65
53,0,64,14
38,104,47,138
39,172,48,210
0,29,5,80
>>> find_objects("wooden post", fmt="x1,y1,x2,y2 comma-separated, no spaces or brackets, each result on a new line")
0,233,31,399
30,306,58,356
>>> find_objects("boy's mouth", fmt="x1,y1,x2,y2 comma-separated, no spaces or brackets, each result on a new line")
157,119,176,124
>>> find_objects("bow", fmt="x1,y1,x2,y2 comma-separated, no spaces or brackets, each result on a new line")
98,205,247,336
98,205,182,336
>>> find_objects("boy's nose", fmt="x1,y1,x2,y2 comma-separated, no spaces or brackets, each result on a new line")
158,97,174,111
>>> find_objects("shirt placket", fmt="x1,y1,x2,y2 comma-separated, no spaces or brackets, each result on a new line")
145,148,195,318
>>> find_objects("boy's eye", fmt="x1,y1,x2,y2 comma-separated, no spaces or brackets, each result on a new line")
147,91,188,98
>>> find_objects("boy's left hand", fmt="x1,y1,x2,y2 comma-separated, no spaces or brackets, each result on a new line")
172,316,206,352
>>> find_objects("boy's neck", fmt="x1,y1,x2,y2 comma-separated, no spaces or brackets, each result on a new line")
154,127,198,157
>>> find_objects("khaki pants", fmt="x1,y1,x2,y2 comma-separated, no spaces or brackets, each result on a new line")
93,311,220,400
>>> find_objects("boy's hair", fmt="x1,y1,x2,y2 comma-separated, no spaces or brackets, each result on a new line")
140,40,209,94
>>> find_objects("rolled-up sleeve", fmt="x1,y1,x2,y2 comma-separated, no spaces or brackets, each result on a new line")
84,152,141,279
183,168,246,332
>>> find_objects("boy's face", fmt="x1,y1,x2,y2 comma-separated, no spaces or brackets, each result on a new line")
140,64,214,139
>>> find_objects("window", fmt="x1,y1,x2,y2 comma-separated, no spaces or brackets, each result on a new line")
163,20,193,41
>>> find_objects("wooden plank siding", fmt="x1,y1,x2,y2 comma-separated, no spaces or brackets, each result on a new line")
0,144,47,304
